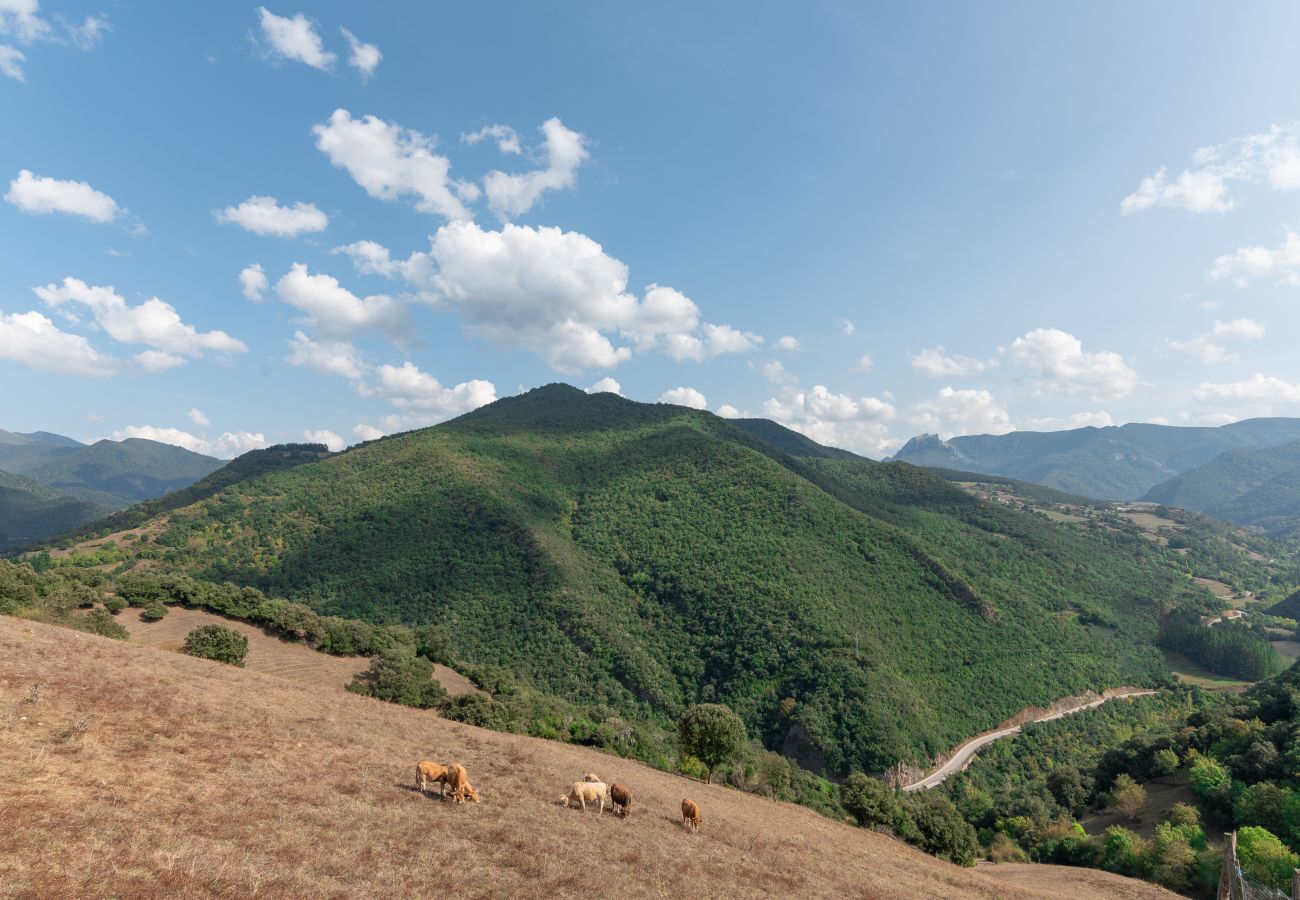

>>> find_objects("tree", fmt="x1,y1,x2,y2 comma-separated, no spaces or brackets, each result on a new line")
677,703,746,784
756,750,793,801
841,773,904,831
1153,748,1180,778
1189,756,1232,806
140,602,167,622
900,791,981,866
1047,766,1092,816
348,649,448,708
182,624,248,666
1107,773,1147,822
1237,826,1300,891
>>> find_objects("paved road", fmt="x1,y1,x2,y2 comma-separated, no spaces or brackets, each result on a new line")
902,689,1159,791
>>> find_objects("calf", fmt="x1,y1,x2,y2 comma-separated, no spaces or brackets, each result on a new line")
681,798,701,833
559,780,608,814
415,761,452,799
609,783,632,818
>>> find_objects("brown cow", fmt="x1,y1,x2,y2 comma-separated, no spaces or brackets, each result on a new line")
681,798,701,833
448,763,480,804
415,761,453,799
609,783,632,818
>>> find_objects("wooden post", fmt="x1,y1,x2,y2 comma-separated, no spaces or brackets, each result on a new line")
1218,831,1235,900
1292,866,1300,900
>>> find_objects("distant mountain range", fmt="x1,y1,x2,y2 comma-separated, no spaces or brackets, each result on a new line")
0,429,223,548
890,418,1300,501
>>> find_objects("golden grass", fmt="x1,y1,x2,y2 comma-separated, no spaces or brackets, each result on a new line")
0,617,1179,899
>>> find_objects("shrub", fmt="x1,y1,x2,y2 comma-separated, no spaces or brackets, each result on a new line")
841,773,904,831
900,791,981,866
78,608,129,640
677,703,747,784
140,602,167,622
103,596,127,615
1106,773,1147,822
182,624,248,666
347,649,448,708
988,831,1028,863
1237,826,1299,891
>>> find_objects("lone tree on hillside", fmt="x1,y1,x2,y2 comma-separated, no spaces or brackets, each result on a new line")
1106,773,1147,822
348,649,448,708
182,624,248,667
677,703,746,783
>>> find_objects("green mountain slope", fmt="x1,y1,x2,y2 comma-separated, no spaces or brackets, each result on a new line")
72,385,1212,773
0,470,112,549
1142,438,1300,535
890,419,1300,500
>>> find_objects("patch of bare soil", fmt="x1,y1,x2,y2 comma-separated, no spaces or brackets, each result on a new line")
979,863,1182,898
0,617,1180,899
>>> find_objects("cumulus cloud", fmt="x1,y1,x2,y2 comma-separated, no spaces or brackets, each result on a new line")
758,360,796,384
0,0,49,42
273,263,412,346
134,350,185,372
657,386,707,409
1122,122,1300,214
313,109,473,220
716,404,743,419
340,27,379,80
215,196,328,237
111,425,268,459
34,277,247,362
6,169,119,222
911,386,1014,440
304,428,345,452
854,354,874,372
187,408,210,426
357,361,496,429
1194,374,1300,408
331,239,432,282
284,330,364,379
1167,318,1265,364
586,377,621,395
0,1,107,81
0,309,118,376
762,384,896,456
0,44,24,80
1007,327,1136,400
239,263,268,301
1023,411,1115,430
1210,229,1300,287
910,345,993,378
481,118,588,220
462,124,522,155
256,6,334,70
773,335,799,351
840,319,855,336
353,423,384,441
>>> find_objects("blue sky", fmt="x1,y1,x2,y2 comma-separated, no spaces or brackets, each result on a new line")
5,2,1300,457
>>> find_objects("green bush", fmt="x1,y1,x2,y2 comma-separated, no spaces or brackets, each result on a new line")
78,608,129,640
1237,826,1299,891
841,773,905,831
103,596,127,615
182,624,248,666
140,602,167,622
900,791,981,866
677,703,747,784
347,649,448,708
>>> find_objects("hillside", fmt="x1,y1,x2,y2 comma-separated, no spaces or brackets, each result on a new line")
0,432,222,510
0,470,111,550
0,616,1180,899
41,384,1224,776
890,418,1300,500
1143,438,1300,536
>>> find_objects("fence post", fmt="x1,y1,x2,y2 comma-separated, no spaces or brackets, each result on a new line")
1218,831,1235,900
1292,866,1300,900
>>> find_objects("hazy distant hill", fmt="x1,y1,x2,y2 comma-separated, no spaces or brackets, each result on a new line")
0,470,111,549
72,383,1219,774
1143,437,1300,535
890,418,1300,499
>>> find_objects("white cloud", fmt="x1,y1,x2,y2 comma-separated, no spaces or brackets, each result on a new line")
188,408,210,426
762,384,896,456
6,169,119,222
1167,318,1265,364
1008,327,1136,400
34,277,247,361
313,109,473,220
911,386,1014,440
1210,229,1300,287
357,361,496,428
331,239,432,282
840,319,855,336
773,335,799,351
304,428,345,452
1122,122,1300,214
910,345,993,378
586,377,621,395
64,14,108,50
0,309,118,376
0,2,106,81
352,423,384,441
657,386,707,409
462,124,522,155
239,263,268,301
0,44,24,80
273,263,412,345
1024,410,1114,430
215,196,327,237
759,359,796,384
481,117,589,220
283,330,364,379
716,404,743,419
853,354,874,372
257,6,334,70
133,350,185,372
1194,374,1300,407
0,0,48,42
110,425,268,459
340,27,379,80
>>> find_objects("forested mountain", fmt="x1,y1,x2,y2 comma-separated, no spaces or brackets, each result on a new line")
0,470,111,549
50,384,1230,774
1142,438,1300,536
890,419,1300,500
0,434,222,509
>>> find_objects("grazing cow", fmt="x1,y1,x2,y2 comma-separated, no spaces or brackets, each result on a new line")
415,761,453,799
609,783,632,818
582,772,601,783
681,799,701,833
559,780,609,814
448,763,480,804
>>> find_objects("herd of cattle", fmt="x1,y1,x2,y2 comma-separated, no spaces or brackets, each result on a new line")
415,762,703,833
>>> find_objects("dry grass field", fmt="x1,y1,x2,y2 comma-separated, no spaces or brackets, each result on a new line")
0,617,1181,899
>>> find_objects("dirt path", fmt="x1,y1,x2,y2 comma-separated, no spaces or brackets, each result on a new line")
903,688,1159,791
122,607,479,696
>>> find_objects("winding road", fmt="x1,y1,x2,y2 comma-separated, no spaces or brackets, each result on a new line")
902,689,1159,791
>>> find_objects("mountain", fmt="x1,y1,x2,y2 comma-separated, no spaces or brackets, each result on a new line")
1143,437,1300,535
890,418,1300,499
0,469,112,549
67,384,1213,775
0,434,223,509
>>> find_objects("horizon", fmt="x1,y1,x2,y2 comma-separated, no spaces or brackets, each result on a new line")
6,3,1300,457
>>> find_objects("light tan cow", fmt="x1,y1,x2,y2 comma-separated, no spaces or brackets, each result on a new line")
681,798,701,833
448,763,480,804
415,761,453,799
582,772,602,783
559,780,608,813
